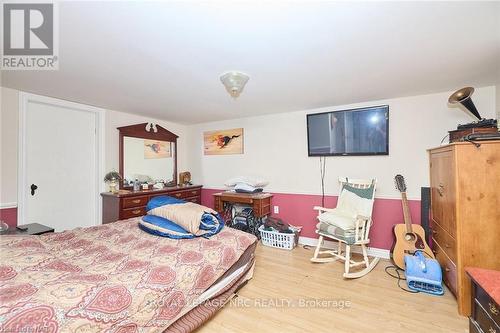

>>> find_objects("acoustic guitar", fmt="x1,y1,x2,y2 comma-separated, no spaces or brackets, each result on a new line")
391,174,434,269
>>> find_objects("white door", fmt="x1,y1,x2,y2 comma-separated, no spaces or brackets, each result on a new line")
21,95,102,231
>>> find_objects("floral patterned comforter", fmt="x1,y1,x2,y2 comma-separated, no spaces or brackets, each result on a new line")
0,218,256,332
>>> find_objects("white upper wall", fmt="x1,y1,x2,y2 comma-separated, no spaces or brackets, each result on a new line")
188,86,497,199
0,87,19,205
497,85,500,119
0,87,189,205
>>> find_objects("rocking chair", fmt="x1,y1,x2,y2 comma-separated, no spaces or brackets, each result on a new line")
310,177,380,279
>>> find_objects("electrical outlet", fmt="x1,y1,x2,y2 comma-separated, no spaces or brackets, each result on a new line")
273,206,279,214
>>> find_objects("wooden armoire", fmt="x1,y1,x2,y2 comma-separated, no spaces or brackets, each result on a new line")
428,140,500,316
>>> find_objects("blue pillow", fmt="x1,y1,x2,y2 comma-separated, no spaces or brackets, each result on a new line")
146,195,185,212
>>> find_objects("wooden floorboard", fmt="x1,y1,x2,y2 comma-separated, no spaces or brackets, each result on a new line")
197,243,468,333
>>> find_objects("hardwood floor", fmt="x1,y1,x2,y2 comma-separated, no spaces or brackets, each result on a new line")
197,243,468,333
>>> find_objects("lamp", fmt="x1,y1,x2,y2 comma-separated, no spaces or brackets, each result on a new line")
220,71,249,98
104,171,122,193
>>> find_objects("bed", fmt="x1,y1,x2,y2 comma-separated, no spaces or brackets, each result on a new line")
0,218,257,332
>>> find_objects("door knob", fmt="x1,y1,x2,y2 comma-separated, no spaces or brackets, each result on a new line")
30,184,38,196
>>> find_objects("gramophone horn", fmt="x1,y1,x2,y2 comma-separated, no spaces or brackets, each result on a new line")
448,87,481,120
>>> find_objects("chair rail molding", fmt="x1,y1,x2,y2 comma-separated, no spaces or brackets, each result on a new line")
0,202,18,209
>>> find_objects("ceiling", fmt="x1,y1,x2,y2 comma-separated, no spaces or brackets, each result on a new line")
2,1,499,124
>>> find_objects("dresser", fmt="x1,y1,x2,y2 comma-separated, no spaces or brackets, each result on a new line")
101,185,202,224
466,267,499,333
428,141,500,316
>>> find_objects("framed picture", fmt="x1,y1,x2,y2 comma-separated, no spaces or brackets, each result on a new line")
144,139,171,159
203,128,244,155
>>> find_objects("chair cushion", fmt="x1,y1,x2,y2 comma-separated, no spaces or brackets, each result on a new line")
337,189,373,218
316,222,356,245
343,183,374,199
317,208,357,229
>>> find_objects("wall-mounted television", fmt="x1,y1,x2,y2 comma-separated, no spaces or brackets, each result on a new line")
307,105,389,156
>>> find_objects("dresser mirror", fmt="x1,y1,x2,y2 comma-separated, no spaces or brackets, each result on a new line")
118,123,178,189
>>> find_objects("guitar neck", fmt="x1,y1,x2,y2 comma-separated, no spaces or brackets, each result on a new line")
401,192,413,233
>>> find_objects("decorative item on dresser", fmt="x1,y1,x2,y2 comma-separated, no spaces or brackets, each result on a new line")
179,171,192,186
466,268,500,333
428,140,500,316
104,170,122,193
101,185,202,224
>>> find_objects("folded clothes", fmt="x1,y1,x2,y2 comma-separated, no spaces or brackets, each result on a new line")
141,195,224,239
234,183,263,193
224,176,269,188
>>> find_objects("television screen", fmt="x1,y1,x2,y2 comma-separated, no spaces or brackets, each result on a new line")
307,105,389,156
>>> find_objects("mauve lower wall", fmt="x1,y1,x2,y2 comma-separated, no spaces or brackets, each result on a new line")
0,207,18,228
201,188,422,250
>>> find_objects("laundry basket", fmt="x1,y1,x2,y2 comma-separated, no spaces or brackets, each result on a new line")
258,225,298,250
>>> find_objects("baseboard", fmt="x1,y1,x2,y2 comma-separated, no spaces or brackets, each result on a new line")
298,236,390,259
0,202,17,209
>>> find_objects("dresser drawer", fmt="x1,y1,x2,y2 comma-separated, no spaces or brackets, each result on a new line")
184,188,201,198
469,318,485,333
476,284,500,328
121,206,146,219
185,196,201,204
169,191,186,199
474,299,500,333
431,219,457,263
469,319,482,333
434,242,457,296
122,196,148,209
169,188,201,200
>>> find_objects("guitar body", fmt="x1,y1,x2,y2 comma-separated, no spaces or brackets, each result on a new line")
391,175,435,270
391,223,433,269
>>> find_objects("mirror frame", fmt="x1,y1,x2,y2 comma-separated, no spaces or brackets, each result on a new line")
118,123,178,188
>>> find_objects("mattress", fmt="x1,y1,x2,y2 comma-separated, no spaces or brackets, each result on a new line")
165,243,257,333
0,218,257,332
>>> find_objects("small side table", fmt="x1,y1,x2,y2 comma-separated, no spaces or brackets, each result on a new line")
213,192,273,237
0,223,55,236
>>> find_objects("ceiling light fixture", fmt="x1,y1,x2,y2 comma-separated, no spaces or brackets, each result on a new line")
220,71,249,98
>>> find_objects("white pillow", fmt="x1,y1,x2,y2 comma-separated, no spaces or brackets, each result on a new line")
234,183,260,192
318,209,357,230
336,189,373,218
224,176,269,188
